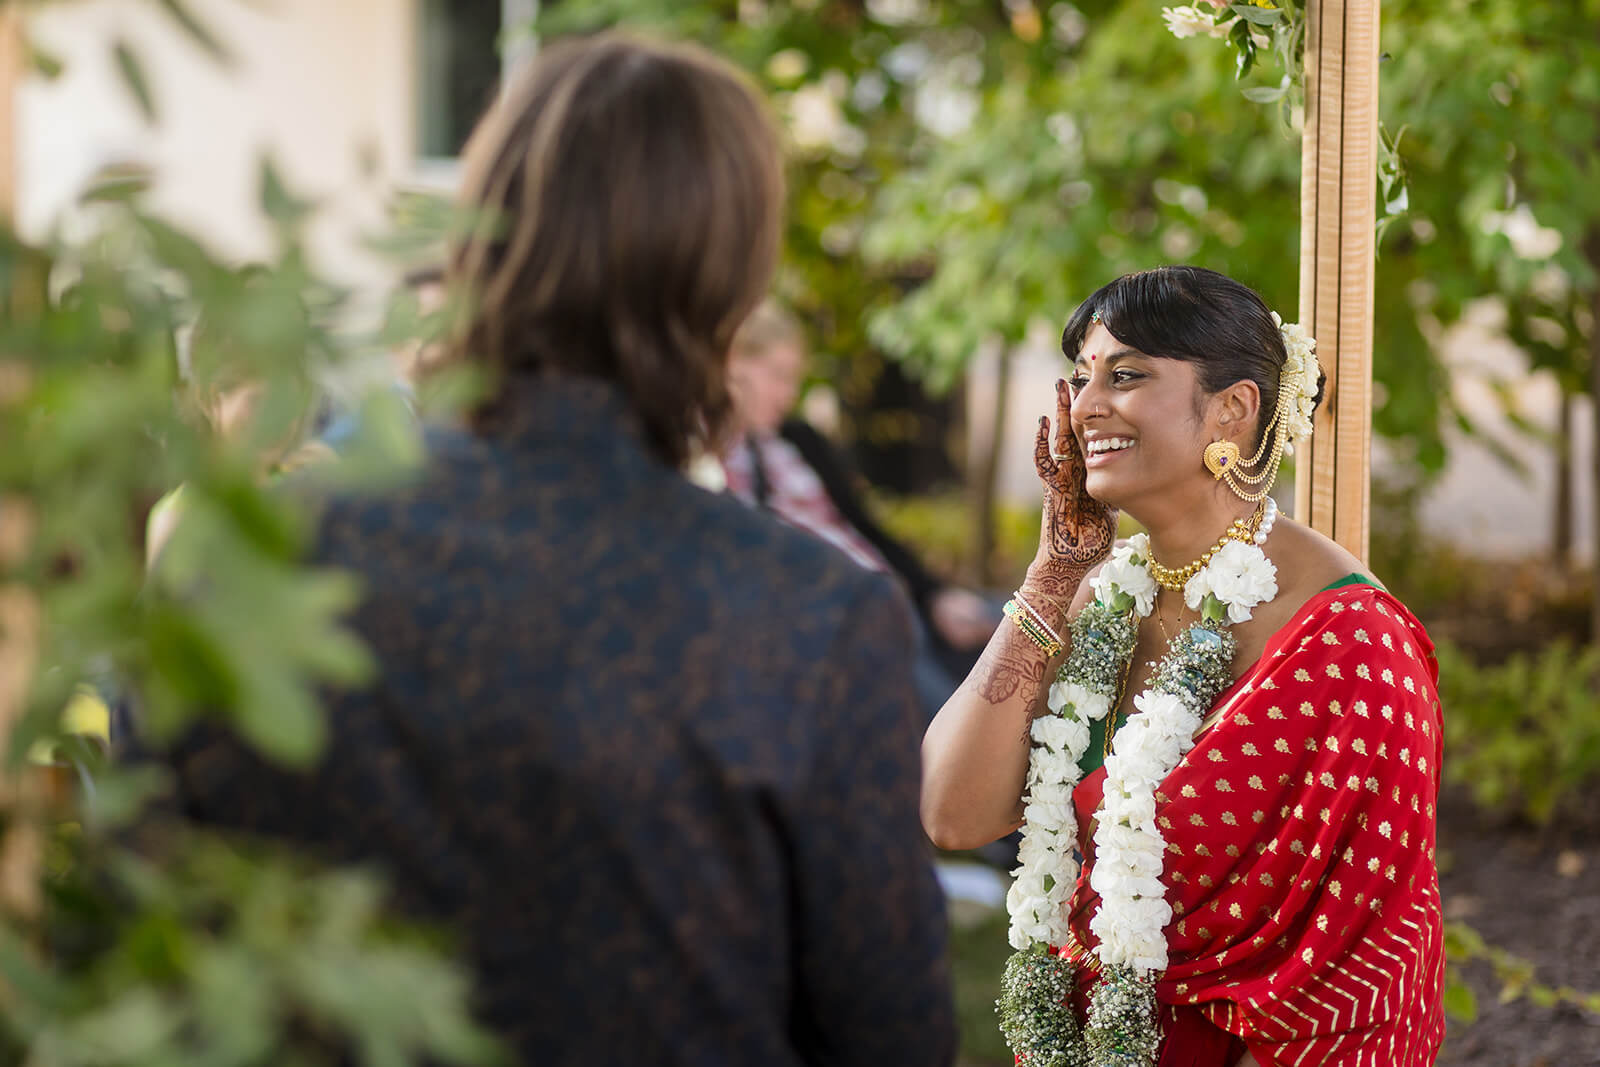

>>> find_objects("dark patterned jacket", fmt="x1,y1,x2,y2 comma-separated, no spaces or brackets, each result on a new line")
160,374,956,1066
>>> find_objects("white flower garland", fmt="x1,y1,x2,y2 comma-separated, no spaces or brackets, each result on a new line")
1000,531,1279,1066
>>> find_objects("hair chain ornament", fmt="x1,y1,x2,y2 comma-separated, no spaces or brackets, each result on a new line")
998,529,1280,1066
1215,315,1321,503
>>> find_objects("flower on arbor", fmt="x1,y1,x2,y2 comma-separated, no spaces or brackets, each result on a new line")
1161,5,1233,38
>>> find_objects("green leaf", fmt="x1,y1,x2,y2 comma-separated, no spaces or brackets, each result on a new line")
155,0,233,63
112,39,157,123
231,676,326,767
30,42,64,80
86,765,173,829
1228,20,1258,78
1442,979,1478,1023
78,167,153,205
1230,4,1286,26
259,157,314,229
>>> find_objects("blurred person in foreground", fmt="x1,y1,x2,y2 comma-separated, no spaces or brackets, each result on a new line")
147,34,954,1066
922,266,1444,1065
720,301,999,721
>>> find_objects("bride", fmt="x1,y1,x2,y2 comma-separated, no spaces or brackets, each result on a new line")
922,266,1446,1066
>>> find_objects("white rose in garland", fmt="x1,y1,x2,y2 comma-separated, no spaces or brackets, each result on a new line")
1091,533,1158,617
1184,539,1278,625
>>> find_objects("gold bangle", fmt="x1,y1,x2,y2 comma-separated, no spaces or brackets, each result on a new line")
1003,600,1063,657
1012,590,1064,647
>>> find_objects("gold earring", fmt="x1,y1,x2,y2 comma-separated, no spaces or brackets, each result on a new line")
1203,439,1241,480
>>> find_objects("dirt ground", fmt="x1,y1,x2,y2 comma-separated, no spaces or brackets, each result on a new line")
1435,786,1600,1066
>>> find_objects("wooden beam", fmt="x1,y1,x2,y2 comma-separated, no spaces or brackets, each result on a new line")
1295,0,1379,562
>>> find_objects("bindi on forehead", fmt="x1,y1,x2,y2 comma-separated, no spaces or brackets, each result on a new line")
1074,345,1142,371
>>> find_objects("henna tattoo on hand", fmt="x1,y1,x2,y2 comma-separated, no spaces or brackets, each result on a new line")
1018,571,1080,623
1032,378,1118,572
971,627,1049,706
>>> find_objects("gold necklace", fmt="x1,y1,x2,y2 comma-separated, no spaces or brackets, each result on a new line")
1154,590,1176,645
1144,506,1264,591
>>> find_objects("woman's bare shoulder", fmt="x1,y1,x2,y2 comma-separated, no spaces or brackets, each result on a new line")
1269,518,1382,597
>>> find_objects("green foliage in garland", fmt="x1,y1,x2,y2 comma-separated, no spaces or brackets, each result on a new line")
996,948,1082,1067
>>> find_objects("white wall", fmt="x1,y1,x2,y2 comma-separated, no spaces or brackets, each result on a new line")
18,0,416,290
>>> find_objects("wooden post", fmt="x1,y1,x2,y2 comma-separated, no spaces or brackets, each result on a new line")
0,1,41,918
1295,0,1380,562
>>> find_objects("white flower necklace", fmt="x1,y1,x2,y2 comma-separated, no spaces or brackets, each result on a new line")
999,508,1279,1067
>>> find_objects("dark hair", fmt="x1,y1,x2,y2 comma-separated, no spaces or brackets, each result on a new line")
447,34,786,466
1060,266,1325,452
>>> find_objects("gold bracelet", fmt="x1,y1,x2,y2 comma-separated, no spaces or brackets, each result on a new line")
1003,600,1063,657
1012,590,1064,648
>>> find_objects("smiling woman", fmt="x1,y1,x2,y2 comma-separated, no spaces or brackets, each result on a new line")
921,266,1447,1067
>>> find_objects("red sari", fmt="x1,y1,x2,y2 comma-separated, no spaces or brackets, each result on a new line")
1066,583,1446,1066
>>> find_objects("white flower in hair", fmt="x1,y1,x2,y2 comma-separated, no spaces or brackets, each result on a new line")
1272,312,1321,448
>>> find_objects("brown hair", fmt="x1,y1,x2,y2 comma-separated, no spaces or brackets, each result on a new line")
447,34,786,466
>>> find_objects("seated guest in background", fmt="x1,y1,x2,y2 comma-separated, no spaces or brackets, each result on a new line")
148,34,955,1067
721,300,1000,719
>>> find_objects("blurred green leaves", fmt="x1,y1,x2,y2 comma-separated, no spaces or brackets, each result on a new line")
5,836,504,1067
1443,919,1600,1026
0,7,482,1062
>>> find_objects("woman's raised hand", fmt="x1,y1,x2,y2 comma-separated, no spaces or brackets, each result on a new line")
1025,378,1118,614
